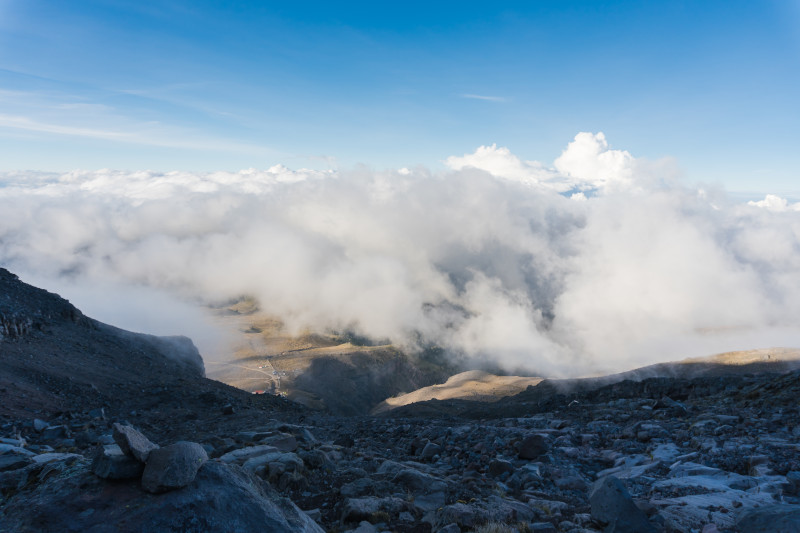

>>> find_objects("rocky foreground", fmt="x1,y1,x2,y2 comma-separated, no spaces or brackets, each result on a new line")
2,269,800,532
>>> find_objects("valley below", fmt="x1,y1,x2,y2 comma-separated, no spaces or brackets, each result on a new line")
2,268,800,532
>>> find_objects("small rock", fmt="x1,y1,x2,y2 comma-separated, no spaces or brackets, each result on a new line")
341,478,376,498
91,444,144,480
436,502,481,529
554,475,588,491
33,419,49,432
420,442,442,459
31,453,82,465
334,434,355,447
0,444,34,457
352,521,378,533
40,425,67,441
299,449,329,469
74,430,99,448
341,496,407,523
488,459,514,478
141,441,208,493
222,404,235,415
519,434,548,460
262,433,298,452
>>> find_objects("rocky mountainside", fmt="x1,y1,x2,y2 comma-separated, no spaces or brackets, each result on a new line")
2,270,800,532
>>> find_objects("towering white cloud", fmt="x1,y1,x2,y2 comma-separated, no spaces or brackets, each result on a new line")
554,132,635,191
1,133,798,377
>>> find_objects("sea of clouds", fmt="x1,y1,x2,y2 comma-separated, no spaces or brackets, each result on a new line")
1,132,799,376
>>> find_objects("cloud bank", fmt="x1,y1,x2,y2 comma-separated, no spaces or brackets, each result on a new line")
2,133,799,376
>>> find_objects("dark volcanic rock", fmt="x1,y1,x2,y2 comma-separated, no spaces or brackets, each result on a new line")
141,441,208,493
6,271,800,533
112,423,159,463
0,459,323,532
518,433,549,459
91,444,144,480
735,504,800,533
0,268,86,340
589,475,656,533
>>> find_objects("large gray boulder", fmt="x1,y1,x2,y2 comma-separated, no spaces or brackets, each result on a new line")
736,504,800,533
141,441,208,493
589,475,656,533
0,459,323,532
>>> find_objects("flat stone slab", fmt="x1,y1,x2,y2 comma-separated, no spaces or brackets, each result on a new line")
219,445,280,464
113,423,159,463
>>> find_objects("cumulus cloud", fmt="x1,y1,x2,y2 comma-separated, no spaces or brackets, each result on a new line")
445,144,564,190
1,133,799,377
748,194,800,212
554,132,635,191
446,132,679,195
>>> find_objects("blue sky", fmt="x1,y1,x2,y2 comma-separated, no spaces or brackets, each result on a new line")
0,0,798,194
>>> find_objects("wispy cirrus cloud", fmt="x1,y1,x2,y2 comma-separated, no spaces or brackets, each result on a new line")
460,93,507,102
0,111,270,154
0,85,275,156
0,113,130,140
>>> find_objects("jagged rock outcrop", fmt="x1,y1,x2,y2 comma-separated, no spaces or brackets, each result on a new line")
0,268,86,340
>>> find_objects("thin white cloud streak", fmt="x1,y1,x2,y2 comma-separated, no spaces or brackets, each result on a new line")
0,112,270,154
0,113,131,140
1,133,799,377
0,88,276,156
460,94,507,102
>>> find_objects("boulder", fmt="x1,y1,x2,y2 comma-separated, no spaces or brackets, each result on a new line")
735,504,800,533
112,423,159,463
589,475,656,533
0,459,323,532
488,459,514,478
518,434,548,460
141,441,208,493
